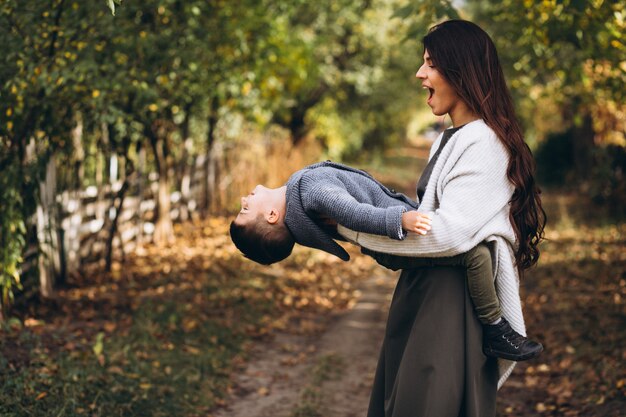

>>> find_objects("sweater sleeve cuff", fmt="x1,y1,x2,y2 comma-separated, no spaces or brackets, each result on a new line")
386,206,407,240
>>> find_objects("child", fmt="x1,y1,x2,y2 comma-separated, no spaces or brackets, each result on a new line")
229,161,542,361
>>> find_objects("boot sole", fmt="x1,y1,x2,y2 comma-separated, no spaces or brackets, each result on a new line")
483,345,544,361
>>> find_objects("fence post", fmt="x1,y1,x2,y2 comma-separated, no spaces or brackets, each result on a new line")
36,154,62,298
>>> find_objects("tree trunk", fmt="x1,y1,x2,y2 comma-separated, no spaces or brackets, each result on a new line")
105,175,131,271
104,145,136,271
136,145,146,246
96,123,108,222
179,104,193,221
72,111,85,190
148,126,174,245
202,95,220,218
64,111,84,276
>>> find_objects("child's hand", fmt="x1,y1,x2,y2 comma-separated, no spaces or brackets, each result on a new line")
401,211,432,235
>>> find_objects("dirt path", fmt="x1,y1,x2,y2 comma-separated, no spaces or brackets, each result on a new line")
214,273,396,417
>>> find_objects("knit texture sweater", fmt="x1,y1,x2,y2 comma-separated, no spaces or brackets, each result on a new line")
338,120,524,389
284,161,418,261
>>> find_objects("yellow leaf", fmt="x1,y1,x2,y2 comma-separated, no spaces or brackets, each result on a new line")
35,392,47,401
107,366,124,375
148,104,158,112
24,318,44,327
184,345,200,355
537,364,550,372
183,319,198,331
104,322,117,333
92,90,100,98
242,82,252,96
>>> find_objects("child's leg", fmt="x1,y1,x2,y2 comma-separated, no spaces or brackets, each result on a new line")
462,244,502,325
464,244,544,361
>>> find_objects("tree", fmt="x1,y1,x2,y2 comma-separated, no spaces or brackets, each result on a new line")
468,0,625,174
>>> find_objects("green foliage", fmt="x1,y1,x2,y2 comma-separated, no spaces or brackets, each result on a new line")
535,131,576,187
466,0,625,210
535,130,625,218
0,157,25,318
588,144,626,217
468,0,625,144
392,0,460,39
2,0,624,314
0,299,242,416
1,0,433,312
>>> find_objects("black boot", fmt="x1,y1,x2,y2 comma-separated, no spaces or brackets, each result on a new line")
483,317,543,361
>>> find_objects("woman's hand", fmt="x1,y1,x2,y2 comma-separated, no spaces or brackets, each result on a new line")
401,211,432,235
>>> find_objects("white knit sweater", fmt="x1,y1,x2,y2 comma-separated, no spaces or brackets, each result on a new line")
338,119,524,389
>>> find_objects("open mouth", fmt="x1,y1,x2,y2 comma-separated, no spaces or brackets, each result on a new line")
423,86,434,104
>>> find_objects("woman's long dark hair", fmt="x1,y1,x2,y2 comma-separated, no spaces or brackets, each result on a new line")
423,20,546,272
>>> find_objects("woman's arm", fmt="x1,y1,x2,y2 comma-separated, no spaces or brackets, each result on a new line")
342,133,514,257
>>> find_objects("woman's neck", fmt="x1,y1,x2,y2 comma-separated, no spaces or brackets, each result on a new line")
449,102,479,127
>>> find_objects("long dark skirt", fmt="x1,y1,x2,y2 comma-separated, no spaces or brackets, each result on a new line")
367,266,498,417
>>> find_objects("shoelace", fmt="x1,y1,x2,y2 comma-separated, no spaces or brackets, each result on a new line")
501,329,526,350
501,334,520,349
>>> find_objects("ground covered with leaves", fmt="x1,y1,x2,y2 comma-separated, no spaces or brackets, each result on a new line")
0,218,378,416
497,194,626,416
1,193,625,416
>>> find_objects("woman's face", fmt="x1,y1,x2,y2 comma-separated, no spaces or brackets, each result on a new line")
415,50,467,122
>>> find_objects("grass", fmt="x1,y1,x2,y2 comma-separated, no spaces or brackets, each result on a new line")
0,294,244,416
289,353,345,417
0,219,376,416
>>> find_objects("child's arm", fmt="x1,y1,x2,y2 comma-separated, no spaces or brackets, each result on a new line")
306,185,417,240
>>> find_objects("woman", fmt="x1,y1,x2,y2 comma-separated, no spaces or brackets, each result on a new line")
338,20,546,416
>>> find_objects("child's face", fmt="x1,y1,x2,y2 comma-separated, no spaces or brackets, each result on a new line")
234,185,281,226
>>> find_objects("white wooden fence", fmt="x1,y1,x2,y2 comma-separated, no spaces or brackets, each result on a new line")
22,131,321,287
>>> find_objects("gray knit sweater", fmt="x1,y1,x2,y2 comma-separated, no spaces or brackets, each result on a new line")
284,161,418,261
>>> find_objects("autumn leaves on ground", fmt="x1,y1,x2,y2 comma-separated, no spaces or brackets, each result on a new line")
1,191,625,416
0,218,381,416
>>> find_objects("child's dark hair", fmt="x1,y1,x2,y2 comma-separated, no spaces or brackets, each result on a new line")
229,216,296,265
